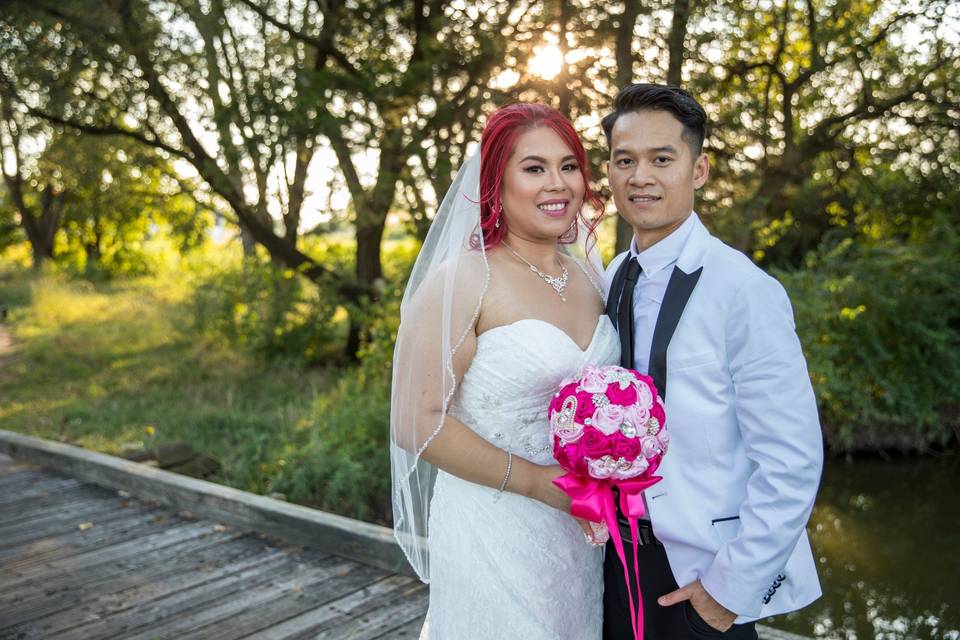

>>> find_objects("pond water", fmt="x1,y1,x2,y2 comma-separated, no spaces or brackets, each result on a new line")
763,454,960,639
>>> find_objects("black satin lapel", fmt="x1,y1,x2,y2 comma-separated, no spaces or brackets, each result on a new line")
606,256,633,328
648,266,703,400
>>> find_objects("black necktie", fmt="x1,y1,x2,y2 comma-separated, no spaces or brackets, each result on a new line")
617,258,642,369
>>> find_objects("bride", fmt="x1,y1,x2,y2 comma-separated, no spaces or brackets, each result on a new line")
390,103,620,639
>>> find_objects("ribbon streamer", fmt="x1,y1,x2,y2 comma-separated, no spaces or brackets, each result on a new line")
554,473,662,640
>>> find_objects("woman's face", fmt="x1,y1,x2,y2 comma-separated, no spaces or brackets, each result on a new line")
499,126,586,242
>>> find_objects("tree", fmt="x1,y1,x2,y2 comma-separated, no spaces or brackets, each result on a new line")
2,0,533,354
685,0,958,264
0,96,65,270
46,133,211,275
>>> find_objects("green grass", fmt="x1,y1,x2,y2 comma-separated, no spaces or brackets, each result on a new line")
0,272,337,497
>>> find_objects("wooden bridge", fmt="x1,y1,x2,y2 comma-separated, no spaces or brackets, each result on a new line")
0,433,427,639
0,431,810,640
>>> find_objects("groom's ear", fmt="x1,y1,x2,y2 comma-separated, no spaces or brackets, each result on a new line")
692,153,709,189
605,159,611,176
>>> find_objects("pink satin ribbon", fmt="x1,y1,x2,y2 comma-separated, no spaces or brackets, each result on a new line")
554,473,662,640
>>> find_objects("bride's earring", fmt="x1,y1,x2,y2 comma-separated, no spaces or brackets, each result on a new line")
494,201,502,228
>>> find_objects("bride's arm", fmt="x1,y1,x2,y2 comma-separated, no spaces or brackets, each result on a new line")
392,259,572,512
421,412,571,511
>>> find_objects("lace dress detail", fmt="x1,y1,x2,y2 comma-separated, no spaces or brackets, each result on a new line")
425,316,620,639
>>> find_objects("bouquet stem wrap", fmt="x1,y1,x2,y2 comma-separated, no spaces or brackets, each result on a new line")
554,473,662,640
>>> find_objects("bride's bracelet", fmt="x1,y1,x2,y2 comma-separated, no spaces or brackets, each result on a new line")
495,451,513,498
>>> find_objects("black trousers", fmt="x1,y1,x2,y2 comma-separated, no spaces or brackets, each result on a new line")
602,538,758,640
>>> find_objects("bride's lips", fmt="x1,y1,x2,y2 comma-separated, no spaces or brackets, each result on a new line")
537,199,570,218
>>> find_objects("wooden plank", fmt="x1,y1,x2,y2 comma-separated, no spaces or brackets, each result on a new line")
0,475,83,506
376,616,427,639
179,561,389,640
241,575,421,640
0,520,218,593
0,507,171,571
0,455,37,475
0,501,132,549
0,467,50,486
22,550,285,638
0,483,105,521
310,580,428,640
0,528,247,626
116,555,365,640
0,430,413,576
0,498,151,555
53,549,313,640
0,531,263,637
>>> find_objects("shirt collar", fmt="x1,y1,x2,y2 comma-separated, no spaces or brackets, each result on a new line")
628,212,698,278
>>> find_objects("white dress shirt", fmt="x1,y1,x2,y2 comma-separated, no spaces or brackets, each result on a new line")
624,212,697,375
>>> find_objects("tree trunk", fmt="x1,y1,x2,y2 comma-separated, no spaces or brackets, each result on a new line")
666,0,691,86
614,0,642,255
238,221,257,257
17,183,62,271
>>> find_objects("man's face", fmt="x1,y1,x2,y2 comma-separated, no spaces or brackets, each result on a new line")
607,110,709,250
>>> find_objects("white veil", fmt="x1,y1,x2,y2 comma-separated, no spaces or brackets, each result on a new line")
390,152,605,583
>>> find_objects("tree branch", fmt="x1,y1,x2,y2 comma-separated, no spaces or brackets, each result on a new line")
236,0,362,78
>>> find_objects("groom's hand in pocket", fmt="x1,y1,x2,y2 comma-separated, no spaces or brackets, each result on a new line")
658,580,736,632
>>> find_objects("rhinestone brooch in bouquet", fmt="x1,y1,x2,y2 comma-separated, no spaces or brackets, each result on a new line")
548,365,669,640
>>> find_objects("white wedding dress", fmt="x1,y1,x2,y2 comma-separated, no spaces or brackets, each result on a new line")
424,315,621,640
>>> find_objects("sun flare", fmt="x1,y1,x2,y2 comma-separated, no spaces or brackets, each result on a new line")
528,44,564,80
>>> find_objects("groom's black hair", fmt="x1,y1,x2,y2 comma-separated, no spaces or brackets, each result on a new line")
601,84,707,155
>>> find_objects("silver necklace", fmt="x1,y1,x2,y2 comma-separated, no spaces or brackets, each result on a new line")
503,242,569,301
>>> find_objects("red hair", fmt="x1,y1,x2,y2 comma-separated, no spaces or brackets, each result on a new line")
478,103,605,250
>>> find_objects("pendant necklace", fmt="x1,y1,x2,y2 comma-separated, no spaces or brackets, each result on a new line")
503,242,569,301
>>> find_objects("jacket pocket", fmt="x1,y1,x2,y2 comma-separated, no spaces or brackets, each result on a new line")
711,515,741,546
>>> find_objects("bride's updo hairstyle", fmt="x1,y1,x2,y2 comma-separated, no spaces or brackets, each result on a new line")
478,103,605,249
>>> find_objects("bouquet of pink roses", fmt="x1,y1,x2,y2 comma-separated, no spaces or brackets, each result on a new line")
549,364,668,640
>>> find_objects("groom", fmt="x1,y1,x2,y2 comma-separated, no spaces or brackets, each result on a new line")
601,84,824,639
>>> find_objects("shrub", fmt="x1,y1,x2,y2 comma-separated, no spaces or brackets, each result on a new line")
190,255,348,364
270,368,392,524
777,227,960,452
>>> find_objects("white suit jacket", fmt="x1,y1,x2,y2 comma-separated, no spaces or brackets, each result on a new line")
605,214,823,622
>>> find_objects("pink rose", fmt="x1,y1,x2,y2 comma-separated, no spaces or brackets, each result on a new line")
633,380,655,410
580,366,608,394
581,427,612,458
574,391,596,423
592,404,627,436
624,404,651,430
612,434,641,461
640,435,662,459
657,428,670,452
651,403,666,427
587,455,617,479
606,383,638,406
554,441,575,472
612,455,650,479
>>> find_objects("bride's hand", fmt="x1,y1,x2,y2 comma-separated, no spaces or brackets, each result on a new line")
576,517,608,546
529,465,606,545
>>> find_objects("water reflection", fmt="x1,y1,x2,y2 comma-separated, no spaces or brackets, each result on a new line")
763,453,960,639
